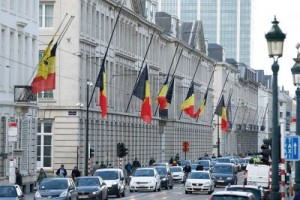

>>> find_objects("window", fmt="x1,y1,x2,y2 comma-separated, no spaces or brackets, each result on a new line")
39,3,54,27
37,122,53,168
279,112,283,118
279,102,283,106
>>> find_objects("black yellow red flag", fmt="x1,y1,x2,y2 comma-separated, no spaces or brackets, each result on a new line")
96,63,107,118
214,95,228,132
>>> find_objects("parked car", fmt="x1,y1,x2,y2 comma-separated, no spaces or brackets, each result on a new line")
75,176,108,200
185,171,215,194
170,166,185,183
129,168,161,192
225,184,264,200
0,185,25,200
154,166,174,189
211,163,237,186
209,191,256,200
94,168,126,198
34,178,78,200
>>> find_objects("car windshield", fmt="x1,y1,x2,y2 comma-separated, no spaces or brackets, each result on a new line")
189,172,209,179
212,196,249,200
199,161,209,167
238,159,246,163
217,158,231,163
179,160,190,166
155,168,167,175
133,169,154,177
0,186,17,197
94,171,118,180
76,178,99,186
213,166,233,174
191,164,198,170
39,179,68,190
170,167,182,172
227,187,261,199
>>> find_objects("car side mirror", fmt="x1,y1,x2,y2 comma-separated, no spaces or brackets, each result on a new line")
102,182,106,186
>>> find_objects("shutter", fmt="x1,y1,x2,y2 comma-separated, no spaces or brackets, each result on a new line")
28,118,37,174
0,117,7,177
20,118,29,173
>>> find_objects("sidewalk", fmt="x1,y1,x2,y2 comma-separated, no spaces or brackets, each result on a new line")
25,192,34,199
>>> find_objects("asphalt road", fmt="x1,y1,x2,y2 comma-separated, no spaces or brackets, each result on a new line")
25,172,244,200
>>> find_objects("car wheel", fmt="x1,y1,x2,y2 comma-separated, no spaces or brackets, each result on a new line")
130,189,134,193
116,189,121,198
121,189,125,197
158,184,161,192
169,184,173,189
208,186,213,194
153,184,157,192
185,190,188,194
165,182,168,190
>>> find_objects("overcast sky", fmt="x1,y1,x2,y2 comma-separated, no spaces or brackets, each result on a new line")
251,0,300,95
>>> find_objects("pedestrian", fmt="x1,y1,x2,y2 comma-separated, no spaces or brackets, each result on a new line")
175,153,180,161
196,164,203,171
15,168,23,190
169,157,174,164
71,166,81,180
56,164,67,177
212,153,216,159
37,168,47,186
99,161,107,169
108,163,113,168
125,161,132,177
172,160,177,166
132,158,141,170
92,161,100,175
149,157,155,166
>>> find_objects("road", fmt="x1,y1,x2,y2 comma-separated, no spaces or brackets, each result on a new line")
25,172,244,200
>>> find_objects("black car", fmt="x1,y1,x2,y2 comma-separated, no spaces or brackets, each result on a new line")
34,178,78,200
75,176,108,200
211,163,237,186
154,166,174,190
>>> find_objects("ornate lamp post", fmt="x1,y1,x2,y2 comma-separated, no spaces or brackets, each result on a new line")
265,17,286,200
291,46,300,193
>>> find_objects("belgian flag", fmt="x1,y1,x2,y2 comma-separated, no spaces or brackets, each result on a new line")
31,34,57,94
198,90,208,116
215,95,228,132
166,77,174,104
95,62,107,118
133,65,152,124
181,83,196,117
156,75,169,110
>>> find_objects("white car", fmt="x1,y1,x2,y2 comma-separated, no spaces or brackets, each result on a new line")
129,168,161,192
170,166,184,183
185,171,215,194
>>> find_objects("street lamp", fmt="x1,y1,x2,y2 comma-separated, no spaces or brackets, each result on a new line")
265,16,286,200
291,46,300,193
85,79,93,176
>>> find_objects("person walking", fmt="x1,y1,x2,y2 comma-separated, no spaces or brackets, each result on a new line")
71,166,81,180
15,168,23,190
56,164,67,177
132,158,141,171
149,157,155,166
125,161,132,177
37,168,47,185
92,161,100,175
99,161,107,169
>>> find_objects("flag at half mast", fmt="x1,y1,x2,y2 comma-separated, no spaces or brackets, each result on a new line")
214,95,228,132
95,62,107,118
31,34,57,94
156,75,169,110
133,65,152,124
181,83,196,117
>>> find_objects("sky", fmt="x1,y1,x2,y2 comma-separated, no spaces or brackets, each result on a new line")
251,0,300,96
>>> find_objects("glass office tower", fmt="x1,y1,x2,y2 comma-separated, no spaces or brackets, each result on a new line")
158,0,251,66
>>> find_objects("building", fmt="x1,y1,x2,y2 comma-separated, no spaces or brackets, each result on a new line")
158,0,252,66
0,0,39,193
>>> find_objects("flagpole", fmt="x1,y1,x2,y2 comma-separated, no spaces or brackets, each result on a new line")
231,98,241,128
56,16,75,45
196,69,215,121
125,28,156,112
154,46,182,116
88,5,123,107
179,57,202,120
210,71,230,124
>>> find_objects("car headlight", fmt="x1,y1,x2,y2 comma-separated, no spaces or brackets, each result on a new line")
203,182,211,186
226,177,233,180
162,178,166,181
59,189,68,197
112,181,118,185
92,191,99,195
185,181,192,186
34,191,41,198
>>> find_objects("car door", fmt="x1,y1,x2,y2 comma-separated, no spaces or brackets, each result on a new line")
69,179,78,200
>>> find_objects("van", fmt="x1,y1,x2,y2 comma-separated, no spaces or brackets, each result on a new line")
94,168,126,198
245,164,270,189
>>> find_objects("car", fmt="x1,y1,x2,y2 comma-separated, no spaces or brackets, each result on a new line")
216,157,231,163
0,185,25,199
245,164,270,189
178,160,191,167
93,168,126,198
170,166,185,183
185,171,215,194
75,176,108,200
225,184,264,200
211,163,237,186
154,166,174,189
34,178,78,200
230,159,239,173
209,191,256,200
151,162,169,168
191,164,199,172
193,160,211,171
129,167,161,192
238,158,249,170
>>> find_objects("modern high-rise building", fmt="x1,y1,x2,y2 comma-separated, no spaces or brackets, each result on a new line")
158,0,251,66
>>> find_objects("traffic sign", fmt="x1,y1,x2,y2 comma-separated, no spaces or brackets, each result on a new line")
284,136,300,161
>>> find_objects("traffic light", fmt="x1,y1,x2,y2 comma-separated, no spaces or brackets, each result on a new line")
117,143,128,158
261,138,272,164
89,148,95,158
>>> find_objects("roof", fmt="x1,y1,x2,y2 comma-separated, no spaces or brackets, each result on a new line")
212,191,254,197
225,185,263,190
95,168,123,172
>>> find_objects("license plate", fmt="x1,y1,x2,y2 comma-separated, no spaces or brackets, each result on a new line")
217,180,224,182
79,195,88,199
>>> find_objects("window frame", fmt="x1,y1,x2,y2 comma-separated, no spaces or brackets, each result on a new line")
37,121,53,169
39,3,54,28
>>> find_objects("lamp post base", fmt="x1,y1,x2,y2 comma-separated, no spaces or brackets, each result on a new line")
268,192,281,200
